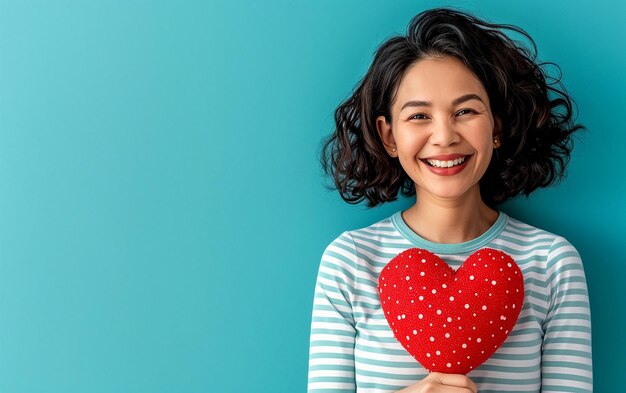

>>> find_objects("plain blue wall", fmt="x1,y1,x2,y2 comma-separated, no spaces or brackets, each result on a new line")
1,0,624,392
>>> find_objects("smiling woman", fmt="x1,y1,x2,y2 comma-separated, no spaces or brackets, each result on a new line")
376,56,497,207
309,7,591,393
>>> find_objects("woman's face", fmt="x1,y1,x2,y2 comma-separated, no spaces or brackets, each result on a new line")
377,55,498,202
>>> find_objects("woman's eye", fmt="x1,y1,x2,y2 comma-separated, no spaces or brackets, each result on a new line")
409,109,476,120
456,108,476,116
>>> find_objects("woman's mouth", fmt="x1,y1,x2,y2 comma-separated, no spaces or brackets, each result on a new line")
420,154,472,176
423,155,471,168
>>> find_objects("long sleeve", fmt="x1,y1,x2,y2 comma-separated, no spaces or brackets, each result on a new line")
541,237,593,392
307,232,359,393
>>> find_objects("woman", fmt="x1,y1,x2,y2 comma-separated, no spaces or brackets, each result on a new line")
308,7,592,393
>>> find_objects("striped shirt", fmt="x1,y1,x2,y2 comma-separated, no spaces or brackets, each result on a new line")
307,210,592,392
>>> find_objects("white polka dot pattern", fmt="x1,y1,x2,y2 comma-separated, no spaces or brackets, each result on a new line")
378,247,524,374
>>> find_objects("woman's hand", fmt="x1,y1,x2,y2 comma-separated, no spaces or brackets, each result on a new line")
396,373,477,393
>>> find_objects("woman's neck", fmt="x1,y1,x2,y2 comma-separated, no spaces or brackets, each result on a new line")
402,187,499,244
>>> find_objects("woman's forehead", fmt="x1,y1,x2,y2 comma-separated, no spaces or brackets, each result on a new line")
395,56,488,106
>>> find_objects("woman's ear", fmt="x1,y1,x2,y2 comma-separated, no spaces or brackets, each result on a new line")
492,116,503,148
493,116,502,138
376,115,397,157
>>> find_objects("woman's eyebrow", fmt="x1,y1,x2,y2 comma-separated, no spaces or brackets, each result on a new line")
400,93,484,111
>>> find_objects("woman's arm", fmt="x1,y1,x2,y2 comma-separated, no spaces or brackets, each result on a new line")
541,237,593,392
307,232,358,393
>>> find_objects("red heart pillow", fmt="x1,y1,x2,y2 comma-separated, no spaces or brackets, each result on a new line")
377,248,524,374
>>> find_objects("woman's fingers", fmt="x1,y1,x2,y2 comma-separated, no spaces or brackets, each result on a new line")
396,373,477,393
426,373,477,393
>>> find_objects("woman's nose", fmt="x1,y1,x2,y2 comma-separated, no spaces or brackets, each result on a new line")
429,118,460,146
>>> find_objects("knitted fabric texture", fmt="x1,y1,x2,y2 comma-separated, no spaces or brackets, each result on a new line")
378,248,524,374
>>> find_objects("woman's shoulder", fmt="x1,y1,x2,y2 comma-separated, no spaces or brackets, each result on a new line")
321,212,403,257
503,214,556,236
501,213,583,264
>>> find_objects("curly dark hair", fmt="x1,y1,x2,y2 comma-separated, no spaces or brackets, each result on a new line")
320,7,584,208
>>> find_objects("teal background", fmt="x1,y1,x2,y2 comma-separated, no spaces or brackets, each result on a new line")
0,0,623,391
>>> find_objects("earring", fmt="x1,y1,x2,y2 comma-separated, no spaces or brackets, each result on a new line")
392,148,396,151
493,136,501,149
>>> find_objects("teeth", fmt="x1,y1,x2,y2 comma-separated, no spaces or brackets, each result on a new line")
426,156,467,168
